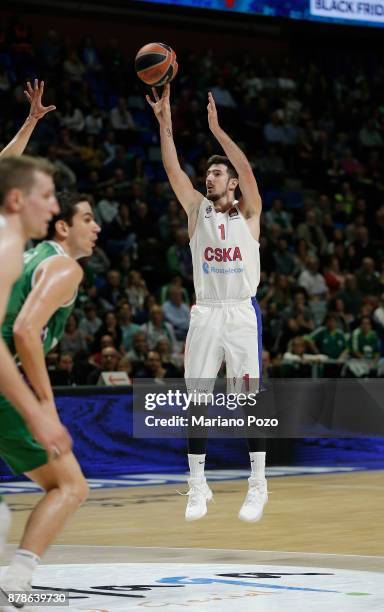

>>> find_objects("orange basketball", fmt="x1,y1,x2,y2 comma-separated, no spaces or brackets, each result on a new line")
135,42,178,87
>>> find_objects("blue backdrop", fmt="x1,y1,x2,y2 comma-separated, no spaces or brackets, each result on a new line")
1,389,382,481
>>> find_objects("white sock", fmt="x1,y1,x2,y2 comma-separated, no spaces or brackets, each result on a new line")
188,454,206,480
249,452,266,479
4,548,40,587
0,501,11,550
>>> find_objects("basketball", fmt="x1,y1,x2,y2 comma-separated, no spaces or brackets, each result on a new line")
135,42,178,87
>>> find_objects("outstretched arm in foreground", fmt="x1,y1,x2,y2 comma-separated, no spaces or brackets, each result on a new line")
0,79,56,158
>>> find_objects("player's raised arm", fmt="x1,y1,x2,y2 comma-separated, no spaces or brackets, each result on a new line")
0,243,71,456
0,79,56,159
207,91,262,217
13,257,82,411
146,83,201,215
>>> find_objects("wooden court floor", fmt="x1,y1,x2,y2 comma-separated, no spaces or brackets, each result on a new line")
5,470,384,563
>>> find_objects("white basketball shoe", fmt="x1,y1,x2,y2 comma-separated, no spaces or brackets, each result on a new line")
238,477,268,522
185,478,213,521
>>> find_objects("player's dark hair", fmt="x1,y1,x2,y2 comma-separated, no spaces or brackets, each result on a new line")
0,155,54,207
46,191,92,239
206,155,238,179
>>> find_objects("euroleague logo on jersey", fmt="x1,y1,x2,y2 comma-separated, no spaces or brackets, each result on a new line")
205,205,213,218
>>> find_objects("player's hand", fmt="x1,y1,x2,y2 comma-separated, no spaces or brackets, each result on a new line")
146,83,171,125
27,412,72,459
24,79,56,121
207,91,220,135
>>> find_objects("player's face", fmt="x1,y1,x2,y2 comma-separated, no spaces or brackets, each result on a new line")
206,164,236,202
22,171,59,239
67,201,100,258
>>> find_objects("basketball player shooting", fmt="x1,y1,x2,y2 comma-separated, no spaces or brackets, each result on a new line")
147,84,267,523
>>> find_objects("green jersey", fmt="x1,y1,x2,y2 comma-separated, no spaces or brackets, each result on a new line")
310,326,346,359
2,241,77,356
349,328,380,359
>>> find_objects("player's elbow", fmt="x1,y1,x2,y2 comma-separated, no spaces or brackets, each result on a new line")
13,320,35,344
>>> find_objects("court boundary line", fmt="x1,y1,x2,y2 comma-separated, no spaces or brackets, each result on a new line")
48,545,384,560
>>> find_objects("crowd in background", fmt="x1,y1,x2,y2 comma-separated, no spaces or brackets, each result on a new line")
1,16,384,384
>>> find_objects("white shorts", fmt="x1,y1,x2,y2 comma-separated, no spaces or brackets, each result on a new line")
184,297,262,394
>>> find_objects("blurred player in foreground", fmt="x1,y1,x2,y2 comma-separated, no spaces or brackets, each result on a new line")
0,191,100,610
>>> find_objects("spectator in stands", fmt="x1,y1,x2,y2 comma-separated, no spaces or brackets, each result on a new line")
265,198,292,234
309,314,347,362
85,245,111,279
79,302,102,346
90,334,116,367
49,353,75,386
263,111,287,145
210,77,237,108
125,270,148,315
159,274,190,305
155,338,183,376
127,331,149,374
281,336,318,377
135,350,175,379
373,293,384,332
283,291,315,335
273,238,298,277
356,258,380,297
94,311,123,353
166,228,193,287
104,202,136,259
162,286,190,341
117,354,133,383
359,119,383,148
96,185,120,225
84,106,104,136
118,301,141,352
59,99,84,132
98,269,125,311
46,145,77,189
343,317,380,377
60,314,88,356
87,346,121,384
323,256,345,295
159,199,184,241
141,305,177,352
297,210,328,255
63,49,86,82
110,97,136,134
298,255,327,299
338,274,363,318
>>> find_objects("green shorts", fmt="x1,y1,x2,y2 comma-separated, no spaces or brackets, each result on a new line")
0,394,48,475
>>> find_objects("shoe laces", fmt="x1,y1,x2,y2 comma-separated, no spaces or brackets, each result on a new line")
177,481,209,506
246,480,267,503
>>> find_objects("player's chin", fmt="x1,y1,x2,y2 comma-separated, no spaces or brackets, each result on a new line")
34,226,48,239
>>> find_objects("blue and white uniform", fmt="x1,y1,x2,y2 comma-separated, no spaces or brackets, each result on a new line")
185,197,262,392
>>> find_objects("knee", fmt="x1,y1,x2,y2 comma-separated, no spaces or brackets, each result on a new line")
71,475,89,506
62,474,89,507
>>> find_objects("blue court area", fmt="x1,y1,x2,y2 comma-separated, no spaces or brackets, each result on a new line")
1,389,383,484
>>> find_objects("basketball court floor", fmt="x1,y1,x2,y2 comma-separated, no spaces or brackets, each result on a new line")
1,467,383,611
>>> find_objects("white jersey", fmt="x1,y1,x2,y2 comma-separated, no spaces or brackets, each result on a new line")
190,197,260,301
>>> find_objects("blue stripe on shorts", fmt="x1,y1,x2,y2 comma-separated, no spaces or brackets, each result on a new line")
251,296,263,385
